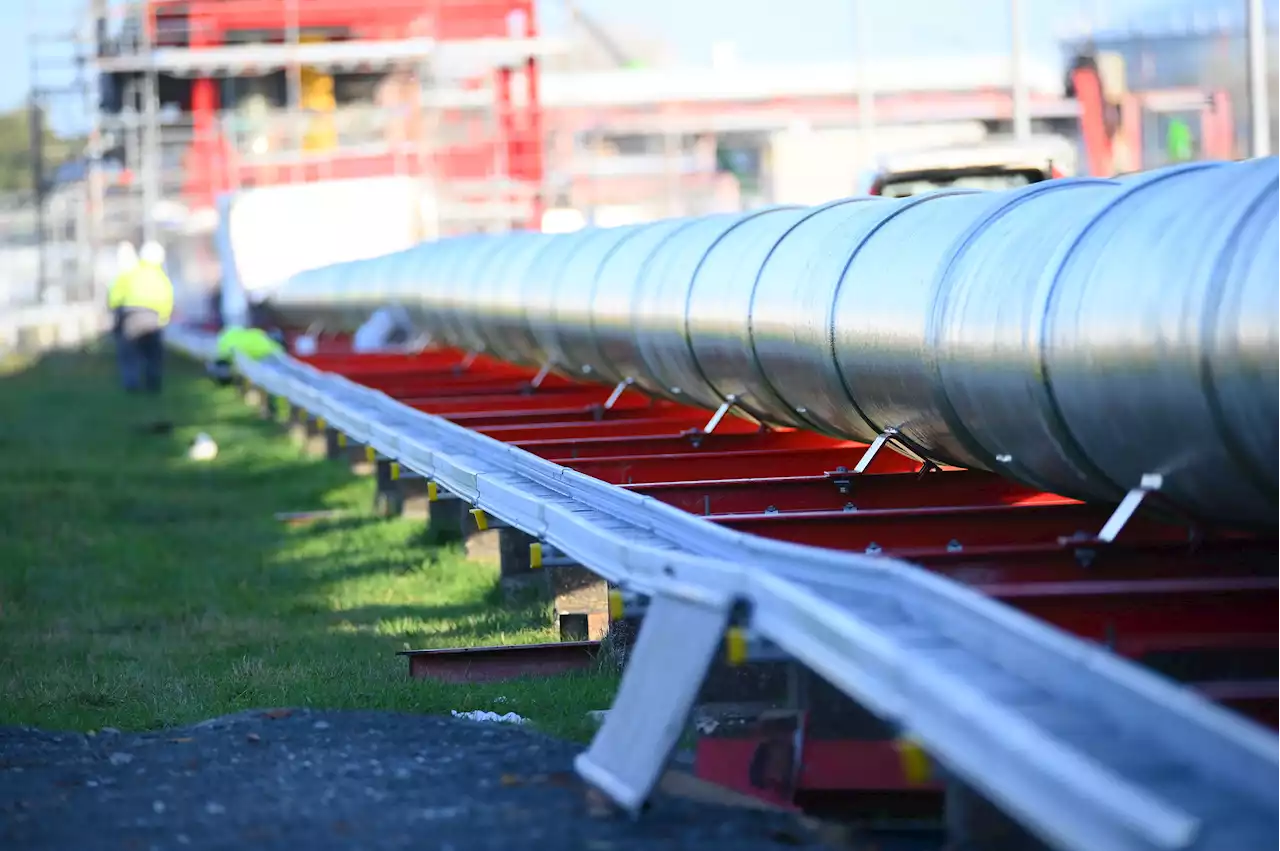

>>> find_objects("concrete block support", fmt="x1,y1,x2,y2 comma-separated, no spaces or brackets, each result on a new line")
287,406,311,446
548,564,610,641
373,460,430,519
300,415,327,458
426,496,472,543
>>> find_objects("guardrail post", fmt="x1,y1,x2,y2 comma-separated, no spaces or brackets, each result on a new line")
373,460,430,519
576,592,733,814
258,391,276,421
300,415,327,458
945,781,1050,851
497,528,545,596
287,405,310,445
323,425,344,462
346,443,374,477
424,493,469,541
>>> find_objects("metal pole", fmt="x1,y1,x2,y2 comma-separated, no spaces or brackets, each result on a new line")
86,3,107,306
1010,0,1032,140
852,0,876,169
141,4,159,244
287,0,303,182
28,93,48,306
1246,0,1271,157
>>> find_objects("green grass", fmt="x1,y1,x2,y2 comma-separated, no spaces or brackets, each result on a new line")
0,343,618,741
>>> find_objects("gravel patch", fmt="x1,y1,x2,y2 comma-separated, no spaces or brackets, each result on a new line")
0,709,828,850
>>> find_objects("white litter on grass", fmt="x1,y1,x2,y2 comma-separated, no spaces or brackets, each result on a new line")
450,710,528,724
187,432,218,462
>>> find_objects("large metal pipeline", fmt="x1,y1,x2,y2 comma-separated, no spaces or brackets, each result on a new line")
266,158,1279,528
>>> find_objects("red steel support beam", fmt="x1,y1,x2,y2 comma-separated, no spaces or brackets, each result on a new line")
272,343,1278,756
629,470,1064,515
565,445,923,485
708,502,1193,553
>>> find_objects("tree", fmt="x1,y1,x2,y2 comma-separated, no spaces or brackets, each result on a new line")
0,106,84,194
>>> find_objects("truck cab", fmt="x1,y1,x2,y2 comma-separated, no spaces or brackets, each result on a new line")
868,136,1077,198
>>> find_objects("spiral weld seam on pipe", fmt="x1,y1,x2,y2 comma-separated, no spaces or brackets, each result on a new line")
924,175,1124,481
538,225,644,378
632,207,804,411
686,196,877,432
588,218,702,387
1020,161,1229,505
263,157,1280,529
1037,159,1279,526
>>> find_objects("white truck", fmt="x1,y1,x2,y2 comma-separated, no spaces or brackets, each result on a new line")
867,136,1079,198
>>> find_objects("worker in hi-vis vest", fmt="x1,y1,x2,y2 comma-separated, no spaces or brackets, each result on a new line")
208,326,286,385
107,241,174,394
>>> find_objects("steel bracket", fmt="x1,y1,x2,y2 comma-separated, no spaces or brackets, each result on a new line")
1096,473,1163,543
604,377,635,410
529,361,554,389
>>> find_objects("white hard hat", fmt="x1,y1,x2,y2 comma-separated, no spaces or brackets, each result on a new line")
140,241,166,265
117,242,138,268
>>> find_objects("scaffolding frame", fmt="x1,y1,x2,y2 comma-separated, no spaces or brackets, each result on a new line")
87,0,555,237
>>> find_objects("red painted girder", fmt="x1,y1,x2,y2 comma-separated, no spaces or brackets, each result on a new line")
922,539,1277,587
365,371,571,398
709,501,1131,552
300,350,470,373
982,576,1277,644
1112,630,1278,658
377,376,550,399
434,396,663,422
1196,681,1278,728
445,403,659,426
475,414,757,442
565,445,922,485
405,387,634,413
695,737,930,796
628,469,1066,515
894,536,1276,578
518,429,843,461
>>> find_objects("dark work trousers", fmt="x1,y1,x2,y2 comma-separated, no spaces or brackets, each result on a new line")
118,308,164,394
112,308,131,388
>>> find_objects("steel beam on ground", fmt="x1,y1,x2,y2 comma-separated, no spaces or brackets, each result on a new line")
629,469,1060,514
519,430,847,462
904,537,1278,582
708,501,1201,553
298,350,468,373
984,576,1277,643
441,399,668,426
565,445,922,485
475,414,755,442
404,387,625,413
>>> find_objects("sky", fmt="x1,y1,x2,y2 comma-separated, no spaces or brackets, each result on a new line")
0,0,1232,124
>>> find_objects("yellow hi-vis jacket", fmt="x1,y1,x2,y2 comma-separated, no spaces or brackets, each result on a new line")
107,261,175,325
216,327,285,362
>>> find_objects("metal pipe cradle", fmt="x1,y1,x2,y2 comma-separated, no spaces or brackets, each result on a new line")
266,158,1280,528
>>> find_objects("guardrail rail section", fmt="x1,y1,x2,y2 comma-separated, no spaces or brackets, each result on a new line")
166,323,1278,851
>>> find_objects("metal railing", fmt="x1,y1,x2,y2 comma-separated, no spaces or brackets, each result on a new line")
165,323,1279,851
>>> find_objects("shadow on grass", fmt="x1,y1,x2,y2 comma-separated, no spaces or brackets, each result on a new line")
0,343,618,740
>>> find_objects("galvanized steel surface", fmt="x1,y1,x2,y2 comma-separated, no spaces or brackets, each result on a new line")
265,158,1280,527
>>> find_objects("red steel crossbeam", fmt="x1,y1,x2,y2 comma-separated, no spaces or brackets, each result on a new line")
286,345,1279,807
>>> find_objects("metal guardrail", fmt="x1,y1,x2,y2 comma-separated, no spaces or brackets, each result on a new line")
165,325,1279,851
